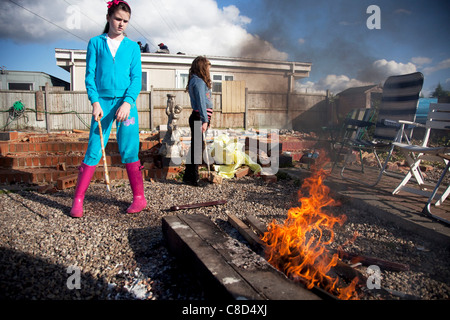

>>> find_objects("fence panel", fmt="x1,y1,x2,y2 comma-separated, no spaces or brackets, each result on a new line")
0,89,328,131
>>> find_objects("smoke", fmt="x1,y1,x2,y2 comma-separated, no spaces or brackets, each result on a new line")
240,0,380,92
0,0,288,60
242,0,450,94
2,0,448,94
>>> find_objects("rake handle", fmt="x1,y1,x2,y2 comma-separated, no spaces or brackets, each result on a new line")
203,131,210,176
97,118,111,192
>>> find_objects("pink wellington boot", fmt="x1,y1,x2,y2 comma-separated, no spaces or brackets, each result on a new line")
125,161,147,213
70,163,96,218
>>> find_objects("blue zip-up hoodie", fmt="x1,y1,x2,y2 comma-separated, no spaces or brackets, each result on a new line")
85,33,142,106
188,74,213,123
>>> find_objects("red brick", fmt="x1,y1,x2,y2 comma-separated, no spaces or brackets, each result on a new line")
37,173,45,183
51,157,59,166
0,142,9,155
291,152,303,162
235,166,250,179
57,173,78,190
44,172,52,182
261,174,277,183
73,157,82,166
0,157,13,168
165,166,182,174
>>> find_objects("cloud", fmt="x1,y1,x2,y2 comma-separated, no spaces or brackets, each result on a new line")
296,74,371,94
297,58,419,94
357,59,417,83
0,0,287,60
394,8,412,15
411,56,432,66
373,59,417,76
0,0,104,43
422,58,450,75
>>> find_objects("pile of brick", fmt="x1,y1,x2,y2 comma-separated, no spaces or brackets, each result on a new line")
0,129,321,188
0,131,160,188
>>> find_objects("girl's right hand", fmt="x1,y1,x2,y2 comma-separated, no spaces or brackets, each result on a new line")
202,122,208,133
92,102,103,121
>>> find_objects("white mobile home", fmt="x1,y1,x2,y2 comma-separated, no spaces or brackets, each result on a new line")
55,49,311,94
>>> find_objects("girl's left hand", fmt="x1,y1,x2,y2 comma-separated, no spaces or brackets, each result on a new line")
116,102,131,122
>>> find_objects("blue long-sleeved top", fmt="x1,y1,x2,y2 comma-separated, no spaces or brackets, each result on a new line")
188,74,213,123
85,33,142,106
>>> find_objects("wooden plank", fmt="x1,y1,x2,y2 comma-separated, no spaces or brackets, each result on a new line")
227,213,264,254
246,214,268,237
162,215,264,300
222,81,246,113
222,81,231,113
232,81,239,113
163,214,322,300
180,214,322,300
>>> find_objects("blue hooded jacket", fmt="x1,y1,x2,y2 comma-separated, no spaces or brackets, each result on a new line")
85,33,142,106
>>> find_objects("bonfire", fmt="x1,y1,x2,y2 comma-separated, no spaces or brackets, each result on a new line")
262,158,359,300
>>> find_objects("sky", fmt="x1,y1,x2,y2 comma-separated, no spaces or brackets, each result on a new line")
0,0,449,96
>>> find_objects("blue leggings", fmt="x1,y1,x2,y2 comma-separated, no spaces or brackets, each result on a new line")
83,97,140,166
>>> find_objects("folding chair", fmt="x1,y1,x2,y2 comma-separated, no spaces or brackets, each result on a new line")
392,103,450,224
331,107,377,170
338,72,424,187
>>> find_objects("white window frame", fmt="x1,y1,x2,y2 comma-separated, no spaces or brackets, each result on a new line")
141,71,148,91
211,73,234,93
176,70,189,89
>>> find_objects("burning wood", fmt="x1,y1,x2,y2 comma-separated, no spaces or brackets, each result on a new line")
335,250,410,272
261,166,360,300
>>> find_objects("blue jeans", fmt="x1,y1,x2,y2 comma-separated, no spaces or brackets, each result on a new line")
83,97,140,166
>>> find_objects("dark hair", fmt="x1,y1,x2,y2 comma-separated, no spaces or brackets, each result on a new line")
186,56,212,91
103,1,132,34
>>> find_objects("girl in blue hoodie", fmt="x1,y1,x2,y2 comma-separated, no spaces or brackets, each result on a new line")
70,0,146,217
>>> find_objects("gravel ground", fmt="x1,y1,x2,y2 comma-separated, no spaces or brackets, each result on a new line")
0,174,449,300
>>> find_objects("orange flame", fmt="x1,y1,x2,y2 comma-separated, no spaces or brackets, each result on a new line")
262,165,359,300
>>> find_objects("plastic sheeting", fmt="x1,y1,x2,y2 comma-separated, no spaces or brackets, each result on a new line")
209,134,261,179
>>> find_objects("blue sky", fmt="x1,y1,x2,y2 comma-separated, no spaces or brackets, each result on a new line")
1,0,449,96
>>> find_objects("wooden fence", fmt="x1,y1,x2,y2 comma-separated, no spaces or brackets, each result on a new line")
0,87,329,132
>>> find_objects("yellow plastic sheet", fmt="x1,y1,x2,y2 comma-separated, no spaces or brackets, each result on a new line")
210,134,261,179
